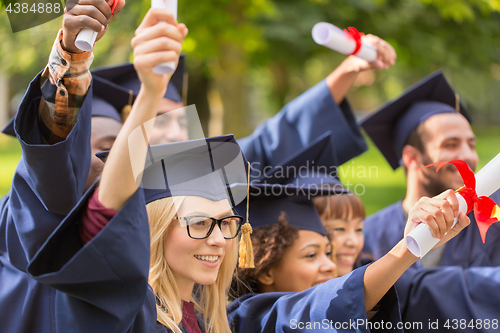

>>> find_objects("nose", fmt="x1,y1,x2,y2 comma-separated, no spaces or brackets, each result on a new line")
344,231,360,248
320,254,337,275
458,142,478,172
206,224,226,248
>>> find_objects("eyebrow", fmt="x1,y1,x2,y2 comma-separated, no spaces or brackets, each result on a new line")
442,136,477,142
300,243,321,251
184,210,233,218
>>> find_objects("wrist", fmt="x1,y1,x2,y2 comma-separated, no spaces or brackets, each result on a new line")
390,239,418,264
337,56,363,75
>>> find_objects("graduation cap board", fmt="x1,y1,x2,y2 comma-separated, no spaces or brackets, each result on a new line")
230,132,350,236
91,54,186,104
360,70,472,170
96,134,248,207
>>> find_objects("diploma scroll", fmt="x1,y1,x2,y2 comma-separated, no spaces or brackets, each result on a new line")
405,152,500,258
75,28,98,52
151,0,178,75
312,22,377,63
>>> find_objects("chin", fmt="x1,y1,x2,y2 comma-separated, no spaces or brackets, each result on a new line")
195,275,218,286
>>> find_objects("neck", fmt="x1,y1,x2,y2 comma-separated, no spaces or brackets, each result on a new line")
177,280,195,302
402,170,432,213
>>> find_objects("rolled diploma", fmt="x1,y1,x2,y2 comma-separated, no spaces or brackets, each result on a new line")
75,28,98,52
312,22,377,63
151,0,178,75
405,152,500,258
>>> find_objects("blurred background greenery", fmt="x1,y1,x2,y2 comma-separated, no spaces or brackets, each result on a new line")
1,0,500,214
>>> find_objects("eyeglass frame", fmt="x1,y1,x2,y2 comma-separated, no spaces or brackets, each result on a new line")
174,215,244,240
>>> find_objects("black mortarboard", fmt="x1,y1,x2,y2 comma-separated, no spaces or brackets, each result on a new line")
97,134,248,206
91,55,186,104
360,70,472,170
231,132,348,236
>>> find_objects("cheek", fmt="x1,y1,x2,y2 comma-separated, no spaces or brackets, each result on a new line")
89,156,104,176
357,235,364,252
180,129,189,141
164,228,194,265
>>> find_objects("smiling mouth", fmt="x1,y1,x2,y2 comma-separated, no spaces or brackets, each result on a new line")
337,254,356,264
194,255,219,263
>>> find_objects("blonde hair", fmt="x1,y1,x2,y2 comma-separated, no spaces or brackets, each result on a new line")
146,196,238,333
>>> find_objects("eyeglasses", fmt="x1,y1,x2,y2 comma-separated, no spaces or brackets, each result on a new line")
175,215,244,239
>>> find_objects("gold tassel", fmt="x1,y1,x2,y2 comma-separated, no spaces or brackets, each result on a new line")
455,93,460,112
121,90,134,122
238,162,255,268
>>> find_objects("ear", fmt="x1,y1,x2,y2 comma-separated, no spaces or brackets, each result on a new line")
402,145,423,170
256,269,275,286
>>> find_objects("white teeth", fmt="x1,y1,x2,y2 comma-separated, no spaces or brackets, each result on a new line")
337,255,355,262
195,255,219,263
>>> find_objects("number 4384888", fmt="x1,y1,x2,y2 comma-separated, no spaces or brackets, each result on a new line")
5,2,61,14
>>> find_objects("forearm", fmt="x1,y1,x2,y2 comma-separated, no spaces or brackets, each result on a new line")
325,56,360,104
363,240,418,311
98,87,164,211
39,29,93,144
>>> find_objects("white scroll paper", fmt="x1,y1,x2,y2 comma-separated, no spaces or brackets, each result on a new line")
405,152,500,258
151,0,178,75
75,28,98,52
312,22,377,63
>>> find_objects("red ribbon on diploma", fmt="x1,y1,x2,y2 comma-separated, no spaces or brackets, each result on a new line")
343,27,365,55
425,160,500,243
111,0,118,22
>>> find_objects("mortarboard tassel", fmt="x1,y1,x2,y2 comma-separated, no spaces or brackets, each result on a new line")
238,162,255,268
121,90,134,122
455,93,460,112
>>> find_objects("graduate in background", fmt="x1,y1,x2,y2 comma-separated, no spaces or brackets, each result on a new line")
361,71,500,268
314,192,371,276
228,132,470,333
360,71,500,332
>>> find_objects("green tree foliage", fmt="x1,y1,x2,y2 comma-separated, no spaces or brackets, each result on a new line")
1,0,500,133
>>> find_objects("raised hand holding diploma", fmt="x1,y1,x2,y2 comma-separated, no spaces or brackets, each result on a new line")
150,0,178,74
405,153,500,258
64,0,125,53
312,22,378,62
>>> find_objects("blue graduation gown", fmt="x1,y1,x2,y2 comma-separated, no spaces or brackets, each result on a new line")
0,71,91,333
26,182,206,333
227,266,402,333
396,265,500,333
238,80,367,177
363,190,500,331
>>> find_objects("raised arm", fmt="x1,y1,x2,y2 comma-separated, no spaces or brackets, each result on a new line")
363,189,470,311
98,8,188,211
2,0,125,269
326,34,396,104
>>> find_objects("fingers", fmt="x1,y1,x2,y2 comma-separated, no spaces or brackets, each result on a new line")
133,21,185,47
64,0,113,34
362,34,396,69
409,197,455,239
436,189,459,218
133,36,182,59
134,51,180,71
109,0,126,15
136,8,177,32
